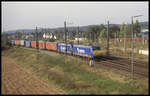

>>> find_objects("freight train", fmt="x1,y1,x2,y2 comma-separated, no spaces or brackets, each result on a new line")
11,40,101,58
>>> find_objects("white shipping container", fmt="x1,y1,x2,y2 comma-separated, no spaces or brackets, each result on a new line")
20,40,25,46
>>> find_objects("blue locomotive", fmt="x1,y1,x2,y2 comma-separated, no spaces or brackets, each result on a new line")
57,43,101,58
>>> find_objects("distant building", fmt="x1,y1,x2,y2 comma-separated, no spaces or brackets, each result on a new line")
54,35,56,39
75,37,87,41
140,29,149,39
43,33,57,39
43,33,50,39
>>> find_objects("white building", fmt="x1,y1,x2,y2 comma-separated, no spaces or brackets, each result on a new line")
43,33,57,39
75,37,87,41
43,33,50,39
140,29,149,39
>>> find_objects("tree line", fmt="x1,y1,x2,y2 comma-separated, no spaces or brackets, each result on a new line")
84,20,141,42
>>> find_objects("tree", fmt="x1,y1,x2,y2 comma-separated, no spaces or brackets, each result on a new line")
134,20,141,37
99,24,106,30
2,33,10,50
126,23,131,38
99,29,107,38
85,25,98,42
15,31,22,39
119,23,125,38
109,25,120,38
85,24,106,42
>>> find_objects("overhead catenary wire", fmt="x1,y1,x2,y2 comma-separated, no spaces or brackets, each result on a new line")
35,26,39,61
107,21,110,56
64,21,67,55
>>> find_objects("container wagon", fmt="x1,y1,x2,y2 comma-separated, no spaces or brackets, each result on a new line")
45,42,57,51
11,40,15,45
25,41,31,47
31,41,37,48
15,40,20,46
20,40,25,46
38,41,45,49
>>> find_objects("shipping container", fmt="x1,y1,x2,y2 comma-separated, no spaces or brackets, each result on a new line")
25,41,31,47
73,45,93,58
145,39,148,43
20,40,25,46
15,40,20,45
46,42,57,51
38,41,45,49
11,40,15,45
31,41,37,48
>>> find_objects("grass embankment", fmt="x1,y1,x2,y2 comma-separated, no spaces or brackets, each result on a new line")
2,47,148,94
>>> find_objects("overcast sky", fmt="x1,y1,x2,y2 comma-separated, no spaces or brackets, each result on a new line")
2,2,149,31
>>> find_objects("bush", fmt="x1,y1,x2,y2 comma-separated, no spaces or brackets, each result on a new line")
2,35,11,50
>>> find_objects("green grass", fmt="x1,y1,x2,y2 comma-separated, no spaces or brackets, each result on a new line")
2,47,148,94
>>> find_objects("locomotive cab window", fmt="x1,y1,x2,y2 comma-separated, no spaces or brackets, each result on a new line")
92,46,101,50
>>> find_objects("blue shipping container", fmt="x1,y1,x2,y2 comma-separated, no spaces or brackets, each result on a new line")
11,40,15,45
25,41,31,47
73,45,93,58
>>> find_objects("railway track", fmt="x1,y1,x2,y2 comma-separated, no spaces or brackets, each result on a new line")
109,53,148,66
94,56,148,78
96,61,147,77
95,56,148,69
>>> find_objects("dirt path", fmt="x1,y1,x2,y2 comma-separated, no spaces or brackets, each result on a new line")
2,57,66,95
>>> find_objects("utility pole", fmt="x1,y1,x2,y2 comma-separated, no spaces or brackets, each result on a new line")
93,31,94,42
131,16,135,77
17,32,19,40
131,15,143,77
124,25,126,52
96,31,98,45
36,26,38,48
131,16,134,77
115,32,117,55
64,21,67,54
107,21,110,56
35,26,39,60
40,28,43,40
44,28,46,41
77,26,79,45
25,31,26,40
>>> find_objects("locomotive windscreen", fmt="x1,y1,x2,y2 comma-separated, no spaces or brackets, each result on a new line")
92,46,101,50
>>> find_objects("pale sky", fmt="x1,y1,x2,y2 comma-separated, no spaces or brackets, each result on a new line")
2,1,149,31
